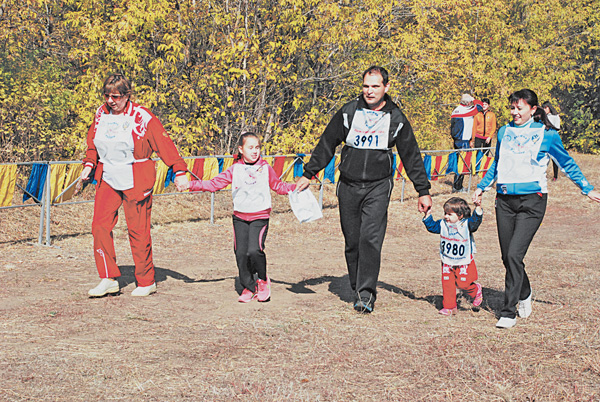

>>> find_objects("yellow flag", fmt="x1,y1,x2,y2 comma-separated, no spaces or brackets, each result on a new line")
153,160,169,195
58,164,83,203
203,158,219,180
50,164,67,204
0,164,17,207
280,156,296,182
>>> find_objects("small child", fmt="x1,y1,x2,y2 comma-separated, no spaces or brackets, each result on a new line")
181,132,296,303
423,197,484,315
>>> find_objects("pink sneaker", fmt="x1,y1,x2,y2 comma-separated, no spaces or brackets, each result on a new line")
238,288,256,303
439,307,457,316
256,277,271,302
473,283,483,307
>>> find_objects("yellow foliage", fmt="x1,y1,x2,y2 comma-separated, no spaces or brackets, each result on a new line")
1,0,599,162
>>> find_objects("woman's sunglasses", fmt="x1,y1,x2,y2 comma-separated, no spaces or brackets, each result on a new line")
104,93,126,101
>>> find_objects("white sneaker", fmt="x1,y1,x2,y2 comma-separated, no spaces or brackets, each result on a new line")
88,278,119,297
518,294,532,318
131,283,157,297
496,317,517,329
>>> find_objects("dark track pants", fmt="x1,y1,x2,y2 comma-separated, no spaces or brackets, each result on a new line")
232,215,269,292
496,193,547,318
474,137,492,156
337,177,393,300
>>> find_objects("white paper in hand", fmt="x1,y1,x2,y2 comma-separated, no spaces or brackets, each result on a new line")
289,189,323,223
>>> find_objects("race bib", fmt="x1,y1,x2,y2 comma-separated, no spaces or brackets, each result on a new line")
345,109,390,150
94,113,136,190
232,164,271,213
497,126,546,184
440,220,474,266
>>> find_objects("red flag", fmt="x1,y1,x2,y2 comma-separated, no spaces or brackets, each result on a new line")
461,151,473,174
273,156,285,177
192,158,205,180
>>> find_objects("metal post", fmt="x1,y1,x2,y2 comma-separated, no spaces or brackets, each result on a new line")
319,183,324,209
210,192,215,225
38,177,46,246
467,171,472,193
45,166,52,245
401,177,406,203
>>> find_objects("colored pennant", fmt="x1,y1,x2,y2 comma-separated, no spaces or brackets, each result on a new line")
0,164,17,207
153,160,169,195
57,164,83,203
203,158,219,180
423,154,432,180
23,163,48,203
49,164,67,203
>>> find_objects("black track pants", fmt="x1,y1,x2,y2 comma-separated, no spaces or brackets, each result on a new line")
232,215,269,292
496,193,547,318
337,177,393,300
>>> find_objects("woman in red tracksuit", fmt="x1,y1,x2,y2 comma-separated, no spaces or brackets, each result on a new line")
181,133,296,303
80,73,188,297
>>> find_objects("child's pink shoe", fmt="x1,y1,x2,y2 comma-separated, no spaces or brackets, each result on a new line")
439,307,457,316
238,288,256,303
256,277,271,302
473,283,483,307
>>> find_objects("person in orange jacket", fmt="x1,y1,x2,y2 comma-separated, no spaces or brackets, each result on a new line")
77,73,188,297
470,97,497,155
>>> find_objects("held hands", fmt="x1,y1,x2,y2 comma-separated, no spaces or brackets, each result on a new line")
295,176,310,192
174,174,189,192
473,199,483,215
587,189,600,203
74,166,93,195
472,188,483,215
418,195,432,214
472,188,483,205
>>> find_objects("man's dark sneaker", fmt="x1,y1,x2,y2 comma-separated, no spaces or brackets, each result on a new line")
353,295,374,314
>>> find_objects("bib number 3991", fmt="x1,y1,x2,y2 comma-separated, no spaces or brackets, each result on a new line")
353,134,379,148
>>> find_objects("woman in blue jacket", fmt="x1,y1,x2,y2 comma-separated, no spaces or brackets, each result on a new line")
473,89,600,329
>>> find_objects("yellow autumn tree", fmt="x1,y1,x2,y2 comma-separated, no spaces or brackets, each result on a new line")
0,0,598,161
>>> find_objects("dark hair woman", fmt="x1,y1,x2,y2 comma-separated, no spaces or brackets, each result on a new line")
473,89,600,329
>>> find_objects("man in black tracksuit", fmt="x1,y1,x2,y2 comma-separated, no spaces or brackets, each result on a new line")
295,66,432,313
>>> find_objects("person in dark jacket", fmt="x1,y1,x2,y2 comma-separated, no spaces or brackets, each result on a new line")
450,94,482,192
296,66,432,313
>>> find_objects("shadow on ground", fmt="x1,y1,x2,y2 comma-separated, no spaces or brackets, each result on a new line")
115,265,236,288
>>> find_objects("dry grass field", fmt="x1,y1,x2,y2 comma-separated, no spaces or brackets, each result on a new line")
1,154,599,401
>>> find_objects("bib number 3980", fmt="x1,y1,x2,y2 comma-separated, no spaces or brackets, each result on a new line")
441,240,465,257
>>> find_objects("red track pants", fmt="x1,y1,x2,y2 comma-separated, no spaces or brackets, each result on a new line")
91,181,155,287
441,259,478,309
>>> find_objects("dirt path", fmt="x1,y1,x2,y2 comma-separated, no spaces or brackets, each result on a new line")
1,155,599,401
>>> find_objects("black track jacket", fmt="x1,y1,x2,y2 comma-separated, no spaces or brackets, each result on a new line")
303,94,431,196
